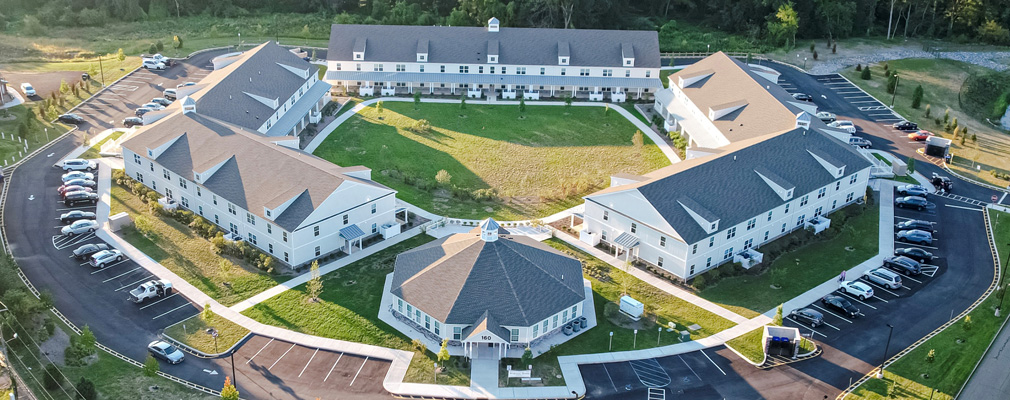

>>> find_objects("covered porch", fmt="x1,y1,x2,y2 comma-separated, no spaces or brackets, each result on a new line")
611,231,640,262
339,224,366,255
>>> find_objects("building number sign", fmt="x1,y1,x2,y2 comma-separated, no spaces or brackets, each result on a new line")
481,335,492,341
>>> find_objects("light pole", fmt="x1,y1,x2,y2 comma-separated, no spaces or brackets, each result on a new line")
433,362,438,384
803,57,807,69
98,54,106,87
657,327,662,346
609,331,613,351
998,245,1010,316
238,33,242,49
707,44,710,54
230,352,237,392
890,73,900,108
633,329,638,349
876,324,895,379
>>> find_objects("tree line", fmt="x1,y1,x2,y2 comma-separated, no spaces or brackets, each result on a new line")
2,0,1008,46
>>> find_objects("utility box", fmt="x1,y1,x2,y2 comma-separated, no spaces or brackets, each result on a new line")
381,222,401,239
109,212,131,232
891,157,908,176
619,295,644,321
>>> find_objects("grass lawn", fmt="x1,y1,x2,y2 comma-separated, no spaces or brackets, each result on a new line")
501,238,737,387
80,130,124,159
241,235,470,386
847,209,1010,400
659,69,680,88
110,184,287,307
163,313,250,355
313,102,670,220
871,153,920,185
840,59,1010,187
725,326,765,364
0,105,69,166
700,203,880,317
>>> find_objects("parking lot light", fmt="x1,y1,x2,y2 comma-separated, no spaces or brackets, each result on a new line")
877,324,895,379
609,331,613,351
658,327,662,346
633,329,638,349
890,73,899,108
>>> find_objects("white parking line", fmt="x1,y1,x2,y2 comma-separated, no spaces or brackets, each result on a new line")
850,100,881,103
811,304,854,323
268,344,296,370
298,349,319,377
678,355,702,381
324,353,343,382
945,204,983,211
102,267,141,282
151,303,190,319
115,276,153,291
860,279,902,296
904,275,923,284
699,350,726,376
246,338,275,364
838,292,878,309
89,259,130,274
893,216,916,221
349,356,369,386
902,242,939,250
139,293,179,310
788,316,837,333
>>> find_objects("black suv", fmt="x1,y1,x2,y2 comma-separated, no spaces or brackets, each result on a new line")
72,243,110,260
884,255,922,275
895,196,928,210
821,295,860,318
896,219,936,233
788,308,824,327
123,117,143,128
893,121,918,131
894,247,934,263
64,191,99,207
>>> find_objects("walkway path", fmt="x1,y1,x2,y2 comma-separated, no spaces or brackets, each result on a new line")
302,97,682,165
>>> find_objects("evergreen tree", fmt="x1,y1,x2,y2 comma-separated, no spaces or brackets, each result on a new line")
912,85,923,108
860,66,871,80
76,377,97,400
221,376,240,400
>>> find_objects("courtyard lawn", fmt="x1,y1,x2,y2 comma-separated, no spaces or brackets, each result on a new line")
840,59,1010,188
700,203,880,317
725,326,765,364
847,209,1010,400
871,153,919,185
0,105,69,166
163,313,250,355
499,238,737,387
79,130,124,159
313,102,670,220
110,184,288,307
240,235,470,386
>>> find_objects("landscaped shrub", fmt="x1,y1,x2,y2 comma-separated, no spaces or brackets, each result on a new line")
860,66,871,80
321,101,340,116
43,363,64,390
911,85,923,109
691,275,707,290
855,64,862,71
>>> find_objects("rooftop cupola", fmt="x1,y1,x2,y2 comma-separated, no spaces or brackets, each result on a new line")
181,96,196,114
479,218,500,242
488,17,500,32
795,111,812,129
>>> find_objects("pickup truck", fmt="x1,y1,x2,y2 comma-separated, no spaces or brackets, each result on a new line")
128,279,173,303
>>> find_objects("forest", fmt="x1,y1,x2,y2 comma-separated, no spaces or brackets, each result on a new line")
1,0,1008,49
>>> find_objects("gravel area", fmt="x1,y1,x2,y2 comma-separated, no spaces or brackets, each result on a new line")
804,48,1010,74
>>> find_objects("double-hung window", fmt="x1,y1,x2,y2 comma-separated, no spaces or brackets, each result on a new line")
246,213,255,225
579,68,590,76
227,203,236,215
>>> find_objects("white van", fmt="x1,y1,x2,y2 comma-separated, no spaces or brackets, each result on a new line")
864,268,902,290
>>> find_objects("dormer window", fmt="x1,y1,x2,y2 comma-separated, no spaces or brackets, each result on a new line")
353,37,366,60
710,222,716,230
418,54,426,61
489,55,497,63
559,57,569,65
625,60,632,66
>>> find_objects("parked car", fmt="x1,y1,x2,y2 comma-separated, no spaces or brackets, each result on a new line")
63,178,96,188
815,111,836,122
64,191,99,207
145,54,171,66
163,88,177,100
897,184,929,197
849,137,872,148
821,295,860,318
151,97,172,106
864,268,903,290
61,219,98,236
897,229,933,245
20,82,36,97
884,255,923,275
895,196,928,210
89,249,123,268
894,247,934,263
142,59,167,70
135,107,153,117
176,82,196,89
60,210,95,224
61,170,95,182
792,93,813,102
908,130,934,141
72,243,110,260
57,113,85,124
788,308,824,327
893,121,918,131
122,117,144,128
129,280,173,303
57,158,97,172
58,185,93,198
840,280,874,300
141,103,165,111
896,219,936,233
828,120,857,134
931,173,953,193
147,341,185,365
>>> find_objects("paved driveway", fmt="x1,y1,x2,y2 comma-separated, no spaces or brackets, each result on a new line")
0,70,86,102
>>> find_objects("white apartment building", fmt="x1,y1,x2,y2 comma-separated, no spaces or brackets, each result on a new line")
325,18,663,101
388,219,587,359
581,127,872,280
653,52,851,158
121,42,400,267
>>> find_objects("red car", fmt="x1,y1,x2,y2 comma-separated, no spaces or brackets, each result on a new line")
58,185,94,198
908,130,934,141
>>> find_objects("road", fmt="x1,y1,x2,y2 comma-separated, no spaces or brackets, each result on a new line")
2,49,390,400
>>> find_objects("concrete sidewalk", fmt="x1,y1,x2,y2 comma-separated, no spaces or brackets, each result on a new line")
302,97,682,165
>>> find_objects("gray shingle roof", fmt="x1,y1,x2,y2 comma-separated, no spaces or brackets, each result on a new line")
196,42,319,132
324,70,661,89
328,24,660,68
587,128,872,244
390,232,585,329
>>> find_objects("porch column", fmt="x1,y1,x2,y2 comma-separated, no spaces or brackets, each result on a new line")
429,84,433,94
550,86,555,97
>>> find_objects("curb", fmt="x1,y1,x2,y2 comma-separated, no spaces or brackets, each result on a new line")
724,340,766,367
160,328,254,359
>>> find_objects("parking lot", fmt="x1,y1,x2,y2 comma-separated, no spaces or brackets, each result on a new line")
233,335,390,398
